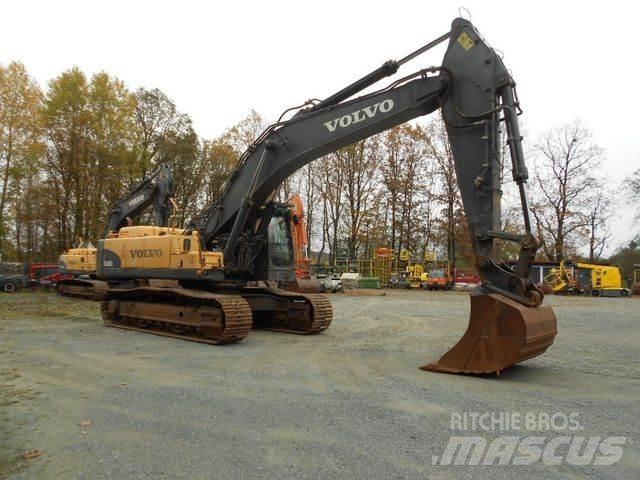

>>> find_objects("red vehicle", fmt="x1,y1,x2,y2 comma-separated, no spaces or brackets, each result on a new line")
27,263,72,287
455,272,480,285
423,263,480,291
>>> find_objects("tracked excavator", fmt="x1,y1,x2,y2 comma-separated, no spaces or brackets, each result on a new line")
57,164,175,299
97,18,557,374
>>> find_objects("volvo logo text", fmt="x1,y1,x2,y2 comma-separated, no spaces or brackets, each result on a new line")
324,99,394,133
130,249,163,258
128,194,145,207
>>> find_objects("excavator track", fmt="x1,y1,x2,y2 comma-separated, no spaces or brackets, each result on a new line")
238,287,333,334
57,279,109,301
100,287,252,344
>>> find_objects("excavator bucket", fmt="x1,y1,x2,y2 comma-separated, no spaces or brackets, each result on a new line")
284,276,323,293
421,292,557,375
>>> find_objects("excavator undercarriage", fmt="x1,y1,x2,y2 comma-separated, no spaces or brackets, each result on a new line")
100,285,332,342
58,278,109,301
101,287,253,344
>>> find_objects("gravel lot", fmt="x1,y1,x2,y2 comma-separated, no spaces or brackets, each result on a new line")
1,290,638,479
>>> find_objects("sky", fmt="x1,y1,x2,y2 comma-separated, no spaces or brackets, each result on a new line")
2,0,639,254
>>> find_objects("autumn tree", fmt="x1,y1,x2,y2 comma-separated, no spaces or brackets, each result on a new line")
379,124,435,259
86,73,136,237
132,88,191,180
199,139,237,207
155,126,202,225
293,164,323,252
0,62,44,258
42,67,93,251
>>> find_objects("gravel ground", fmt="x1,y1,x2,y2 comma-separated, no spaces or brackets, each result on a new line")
1,290,638,479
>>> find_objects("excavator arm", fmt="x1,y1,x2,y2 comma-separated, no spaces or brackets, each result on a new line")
106,164,175,235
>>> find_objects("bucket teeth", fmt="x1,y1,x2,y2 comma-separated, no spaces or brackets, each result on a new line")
421,293,557,375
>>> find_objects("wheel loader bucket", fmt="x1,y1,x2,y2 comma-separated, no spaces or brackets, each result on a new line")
421,292,557,375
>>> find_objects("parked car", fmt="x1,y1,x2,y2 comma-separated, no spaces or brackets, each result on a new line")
0,274,28,293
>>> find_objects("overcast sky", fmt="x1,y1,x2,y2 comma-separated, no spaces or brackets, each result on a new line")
2,1,639,254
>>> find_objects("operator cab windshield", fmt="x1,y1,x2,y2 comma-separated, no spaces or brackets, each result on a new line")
268,215,293,267
430,269,446,278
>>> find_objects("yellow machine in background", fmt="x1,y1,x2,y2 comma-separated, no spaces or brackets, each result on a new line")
406,263,424,289
576,262,630,297
59,241,97,275
57,240,108,299
543,260,630,297
543,261,577,294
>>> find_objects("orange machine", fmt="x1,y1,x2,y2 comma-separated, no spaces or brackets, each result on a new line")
424,261,455,290
286,194,321,292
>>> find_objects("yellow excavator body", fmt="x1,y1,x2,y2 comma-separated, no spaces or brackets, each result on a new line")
59,247,97,275
102,226,224,273
57,243,107,300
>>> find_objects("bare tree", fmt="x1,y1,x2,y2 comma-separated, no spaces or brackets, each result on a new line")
625,168,640,220
314,154,344,265
339,138,380,259
294,163,322,252
586,190,613,262
530,120,602,261
424,118,462,268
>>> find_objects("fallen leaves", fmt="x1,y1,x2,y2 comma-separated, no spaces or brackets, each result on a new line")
22,449,42,460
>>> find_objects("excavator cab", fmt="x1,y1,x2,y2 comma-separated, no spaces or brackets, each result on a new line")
252,204,297,283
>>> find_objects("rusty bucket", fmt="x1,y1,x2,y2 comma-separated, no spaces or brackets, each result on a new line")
421,292,557,375
284,276,323,293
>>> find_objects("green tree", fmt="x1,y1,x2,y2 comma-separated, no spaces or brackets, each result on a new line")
87,72,137,237
42,68,138,251
132,88,193,179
